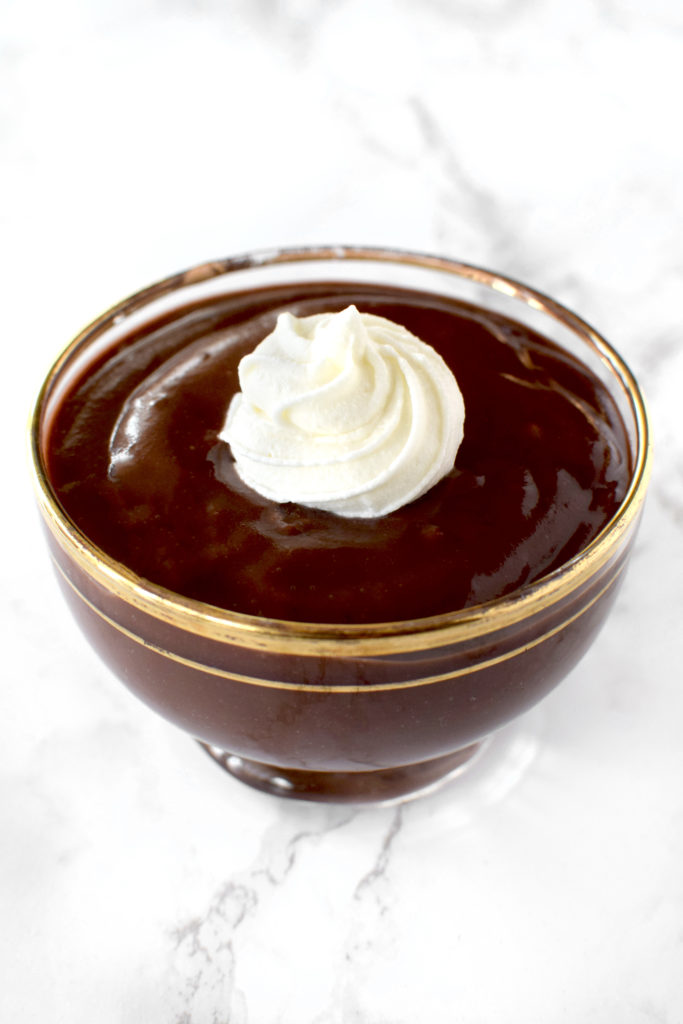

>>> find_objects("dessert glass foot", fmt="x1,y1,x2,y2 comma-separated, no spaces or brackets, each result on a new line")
198,742,484,803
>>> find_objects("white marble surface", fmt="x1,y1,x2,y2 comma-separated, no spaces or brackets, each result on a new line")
3,1,683,1021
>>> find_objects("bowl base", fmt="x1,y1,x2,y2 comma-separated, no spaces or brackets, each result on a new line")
197,743,484,803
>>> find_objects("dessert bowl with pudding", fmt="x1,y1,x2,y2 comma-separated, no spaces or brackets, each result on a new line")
30,247,651,802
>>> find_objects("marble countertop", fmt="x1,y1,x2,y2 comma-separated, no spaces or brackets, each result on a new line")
3,1,683,1021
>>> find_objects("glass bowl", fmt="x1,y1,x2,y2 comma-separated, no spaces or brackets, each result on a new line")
30,246,652,803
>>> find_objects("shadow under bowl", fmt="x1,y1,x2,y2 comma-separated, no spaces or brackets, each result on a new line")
30,247,652,803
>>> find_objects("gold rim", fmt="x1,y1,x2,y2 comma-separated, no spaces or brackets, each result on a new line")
30,245,652,657
52,553,626,691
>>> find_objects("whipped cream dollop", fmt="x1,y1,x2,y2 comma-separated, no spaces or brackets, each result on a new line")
219,305,465,518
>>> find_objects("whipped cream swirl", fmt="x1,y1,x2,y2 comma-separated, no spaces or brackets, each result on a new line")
219,305,465,518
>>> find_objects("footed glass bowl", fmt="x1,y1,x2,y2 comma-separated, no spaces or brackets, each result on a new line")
30,247,651,803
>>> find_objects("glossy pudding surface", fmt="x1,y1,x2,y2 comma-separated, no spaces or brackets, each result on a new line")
46,282,631,624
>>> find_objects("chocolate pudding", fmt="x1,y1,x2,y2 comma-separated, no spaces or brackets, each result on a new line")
46,282,631,624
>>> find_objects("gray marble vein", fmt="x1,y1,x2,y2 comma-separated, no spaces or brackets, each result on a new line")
353,805,404,902
167,804,359,1021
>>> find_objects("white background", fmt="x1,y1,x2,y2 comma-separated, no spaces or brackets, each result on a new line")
2,1,683,1021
